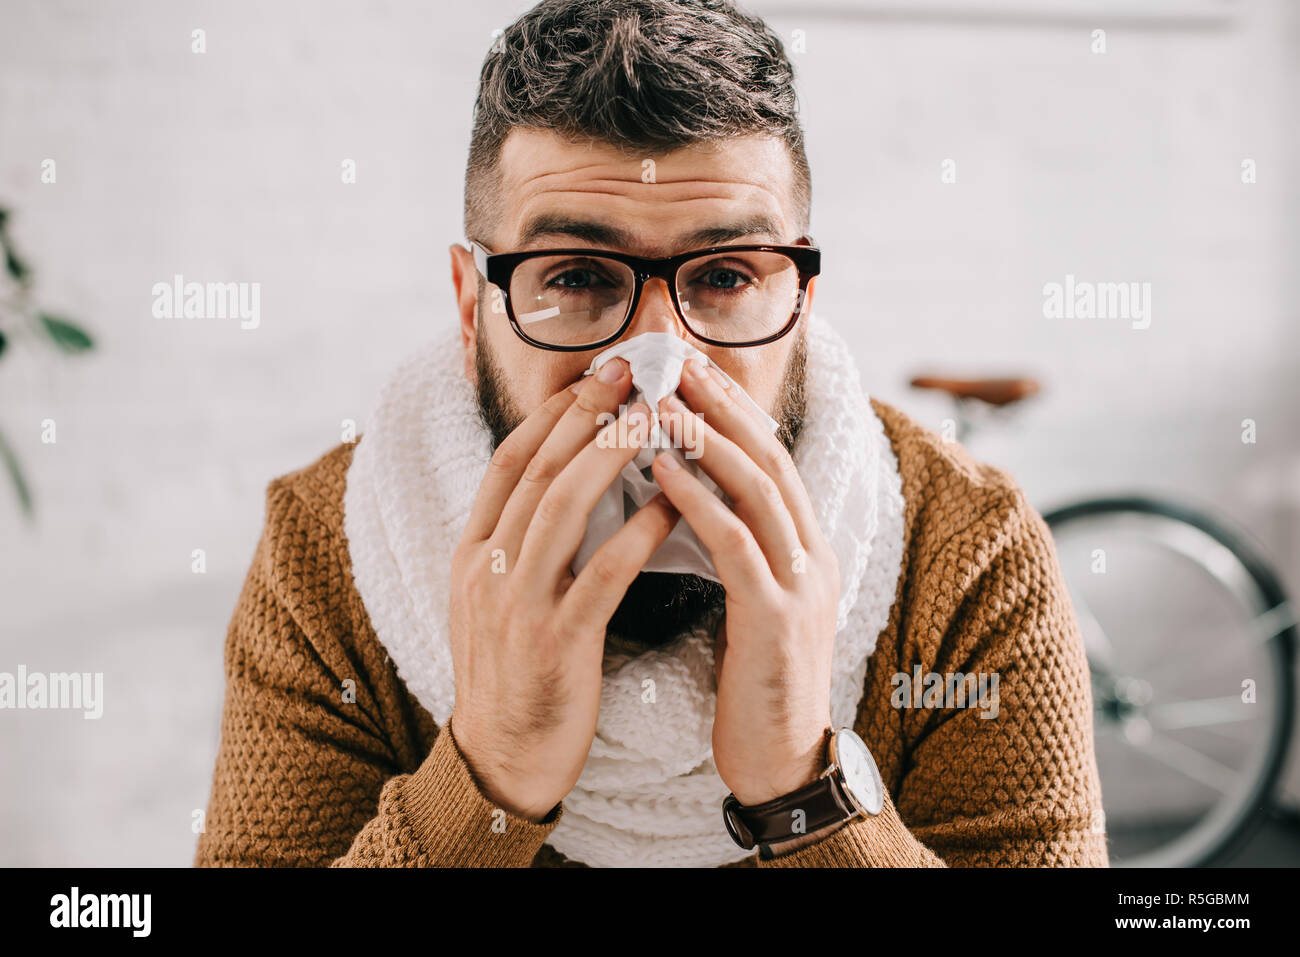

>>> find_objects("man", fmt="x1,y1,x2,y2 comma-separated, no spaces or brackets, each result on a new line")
195,0,1107,867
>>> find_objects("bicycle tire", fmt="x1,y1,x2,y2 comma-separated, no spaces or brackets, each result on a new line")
1042,495,1297,868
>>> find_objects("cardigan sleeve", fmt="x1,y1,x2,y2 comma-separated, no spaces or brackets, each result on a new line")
758,486,1109,868
193,481,561,868
328,713,562,867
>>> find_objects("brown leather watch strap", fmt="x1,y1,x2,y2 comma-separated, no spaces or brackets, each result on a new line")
723,774,857,848
722,732,862,849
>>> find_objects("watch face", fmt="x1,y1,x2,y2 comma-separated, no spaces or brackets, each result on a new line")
834,729,884,816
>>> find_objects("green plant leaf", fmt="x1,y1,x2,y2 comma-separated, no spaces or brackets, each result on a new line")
38,312,94,352
4,247,28,282
0,426,33,516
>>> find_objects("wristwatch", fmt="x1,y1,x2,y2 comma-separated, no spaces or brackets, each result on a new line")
722,727,884,857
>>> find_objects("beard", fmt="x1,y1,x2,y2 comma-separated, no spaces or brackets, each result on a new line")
473,322,808,652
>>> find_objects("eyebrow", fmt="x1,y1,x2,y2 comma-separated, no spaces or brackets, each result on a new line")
516,214,786,252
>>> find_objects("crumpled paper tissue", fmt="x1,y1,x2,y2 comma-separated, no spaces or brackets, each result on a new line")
570,332,778,584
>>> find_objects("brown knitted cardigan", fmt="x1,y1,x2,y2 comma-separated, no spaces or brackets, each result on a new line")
193,397,1108,868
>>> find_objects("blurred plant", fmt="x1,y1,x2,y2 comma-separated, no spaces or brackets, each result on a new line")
0,206,95,516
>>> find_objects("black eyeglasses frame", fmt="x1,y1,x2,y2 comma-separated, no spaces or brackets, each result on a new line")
468,238,820,352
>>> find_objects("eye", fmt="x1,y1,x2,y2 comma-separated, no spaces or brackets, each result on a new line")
704,268,748,289
686,259,757,293
549,269,599,289
544,260,615,290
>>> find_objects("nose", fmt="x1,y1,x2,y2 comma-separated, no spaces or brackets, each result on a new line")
624,276,689,340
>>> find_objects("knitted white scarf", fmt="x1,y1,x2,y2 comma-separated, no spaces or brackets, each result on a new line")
342,313,905,868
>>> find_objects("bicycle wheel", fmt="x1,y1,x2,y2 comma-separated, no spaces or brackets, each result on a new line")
1043,496,1296,868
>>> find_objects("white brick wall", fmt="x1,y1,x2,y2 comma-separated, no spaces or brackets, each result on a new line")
1,0,1296,864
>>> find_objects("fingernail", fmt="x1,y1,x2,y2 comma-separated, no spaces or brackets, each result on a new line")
598,359,624,383
656,451,681,471
665,393,687,413
569,381,585,395
686,357,708,380
706,365,732,390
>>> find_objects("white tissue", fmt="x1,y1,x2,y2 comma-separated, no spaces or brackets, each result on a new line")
570,332,778,585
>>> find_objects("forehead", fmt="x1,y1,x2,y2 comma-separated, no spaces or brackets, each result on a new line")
494,128,798,255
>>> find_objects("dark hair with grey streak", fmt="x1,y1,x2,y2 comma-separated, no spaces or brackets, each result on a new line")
463,0,812,244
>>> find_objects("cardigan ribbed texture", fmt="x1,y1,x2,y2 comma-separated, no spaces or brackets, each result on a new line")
193,397,1109,868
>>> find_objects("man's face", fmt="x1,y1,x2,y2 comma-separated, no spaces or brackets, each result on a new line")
450,129,815,649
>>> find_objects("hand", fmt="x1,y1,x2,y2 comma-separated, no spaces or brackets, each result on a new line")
449,357,681,821
652,357,840,807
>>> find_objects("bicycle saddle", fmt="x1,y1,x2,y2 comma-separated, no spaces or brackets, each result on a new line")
909,375,1041,407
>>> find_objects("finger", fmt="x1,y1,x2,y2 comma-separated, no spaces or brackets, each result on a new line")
515,401,655,587
463,382,582,543
491,357,633,559
649,450,774,595
674,356,822,549
559,492,681,634
657,393,804,584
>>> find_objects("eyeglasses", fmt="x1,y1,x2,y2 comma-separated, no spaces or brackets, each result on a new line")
467,237,820,351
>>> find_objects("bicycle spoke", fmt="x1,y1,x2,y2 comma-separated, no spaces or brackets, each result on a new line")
1132,728,1238,794
1145,695,1255,731
1253,600,1298,643
1071,586,1130,677
1138,604,1293,690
